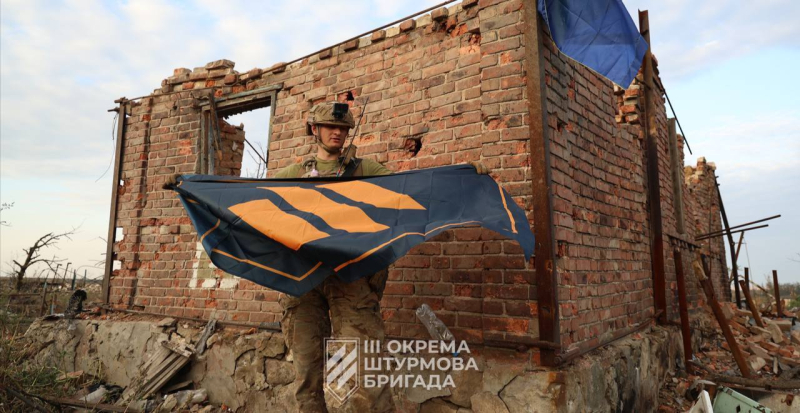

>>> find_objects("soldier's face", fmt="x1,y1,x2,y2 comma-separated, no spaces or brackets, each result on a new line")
314,124,350,150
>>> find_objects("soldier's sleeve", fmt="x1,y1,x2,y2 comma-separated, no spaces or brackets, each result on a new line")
272,164,300,179
361,159,392,176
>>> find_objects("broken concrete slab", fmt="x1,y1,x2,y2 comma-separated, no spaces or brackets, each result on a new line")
500,373,564,413
471,391,510,413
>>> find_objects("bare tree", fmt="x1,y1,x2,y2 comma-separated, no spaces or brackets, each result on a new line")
0,202,13,226
9,229,76,290
790,253,800,263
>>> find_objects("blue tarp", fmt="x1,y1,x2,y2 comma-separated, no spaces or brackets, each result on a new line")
173,165,535,297
538,0,648,88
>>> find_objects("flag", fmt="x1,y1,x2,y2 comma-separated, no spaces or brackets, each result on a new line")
172,165,534,297
538,0,648,88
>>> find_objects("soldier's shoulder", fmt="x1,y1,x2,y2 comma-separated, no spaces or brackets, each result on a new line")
273,163,303,178
359,158,392,176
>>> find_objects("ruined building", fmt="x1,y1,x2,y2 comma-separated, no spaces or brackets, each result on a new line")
75,0,731,409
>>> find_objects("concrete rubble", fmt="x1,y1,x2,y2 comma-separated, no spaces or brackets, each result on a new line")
23,310,686,412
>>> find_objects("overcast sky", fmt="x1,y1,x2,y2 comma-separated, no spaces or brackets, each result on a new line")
1,0,798,286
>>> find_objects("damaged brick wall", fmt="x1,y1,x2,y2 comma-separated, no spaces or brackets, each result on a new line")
684,157,730,301
110,0,542,354
541,23,728,349
108,0,729,362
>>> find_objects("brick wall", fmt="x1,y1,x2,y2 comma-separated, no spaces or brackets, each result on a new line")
107,0,729,360
684,157,730,301
540,25,728,348
110,0,543,351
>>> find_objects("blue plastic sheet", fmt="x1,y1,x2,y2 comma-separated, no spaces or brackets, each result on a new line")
538,0,648,88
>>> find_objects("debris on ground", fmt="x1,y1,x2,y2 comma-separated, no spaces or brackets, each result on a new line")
658,303,800,412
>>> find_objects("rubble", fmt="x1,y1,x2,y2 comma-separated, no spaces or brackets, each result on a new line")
657,302,800,412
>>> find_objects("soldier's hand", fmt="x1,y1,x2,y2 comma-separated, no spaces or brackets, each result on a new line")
162,173,182,190
468,161,490,175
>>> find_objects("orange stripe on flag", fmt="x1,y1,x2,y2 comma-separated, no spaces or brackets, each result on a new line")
316,181,426,210
265,187,389,233
334,220,481,272
498,182,517,234
199,219,220,242
229,198,329,250
211,249,322,281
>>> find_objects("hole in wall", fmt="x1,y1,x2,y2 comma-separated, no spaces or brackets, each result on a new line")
404,136,422,157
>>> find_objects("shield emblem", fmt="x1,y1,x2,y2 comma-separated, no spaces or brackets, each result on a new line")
325,338,360,403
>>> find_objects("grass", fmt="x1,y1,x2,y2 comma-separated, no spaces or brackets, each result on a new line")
0,290,100,412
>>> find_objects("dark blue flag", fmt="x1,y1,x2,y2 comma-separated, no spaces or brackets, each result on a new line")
538,0,648,88
172,165,535,297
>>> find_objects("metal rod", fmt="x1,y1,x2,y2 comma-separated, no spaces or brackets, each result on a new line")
243,137,268,165
695,224,768,241
696,214,781,239
773,270,782,317
655,77,692,155
715,177,740,307
697,256,753,378
639,10,667,324
673,248,693,372
103,99,127,305
40,282,48,316
557,311,661,365
525,9,561,366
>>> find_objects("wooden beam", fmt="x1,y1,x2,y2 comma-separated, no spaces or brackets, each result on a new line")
695,258,753,378
102,99,127,305
773,270,783,316
739,279,765,328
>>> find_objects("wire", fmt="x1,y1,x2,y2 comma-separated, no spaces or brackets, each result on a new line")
95,111,119,182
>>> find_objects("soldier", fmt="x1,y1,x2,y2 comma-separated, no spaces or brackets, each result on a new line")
274,101,394,412
276,101,489,412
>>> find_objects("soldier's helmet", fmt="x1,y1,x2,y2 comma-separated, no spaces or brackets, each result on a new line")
306,102,355,135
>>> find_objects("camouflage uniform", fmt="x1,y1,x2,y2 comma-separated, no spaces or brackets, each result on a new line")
276,102,393,413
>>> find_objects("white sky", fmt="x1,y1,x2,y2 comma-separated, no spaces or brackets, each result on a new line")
1,0,799,285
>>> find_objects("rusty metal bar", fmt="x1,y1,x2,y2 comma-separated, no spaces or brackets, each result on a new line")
744,266,749,290
734,232,744,263
773,270,782,317
695,224,768,241
698,257,753,378
556,311,662,365
102,99,127,305
639,10,667,324
696,214,781,239
715,177,740,307
673,248,693,372
523,6,560,366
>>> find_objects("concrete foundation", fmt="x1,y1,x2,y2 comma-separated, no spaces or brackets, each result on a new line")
25,317,683,412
